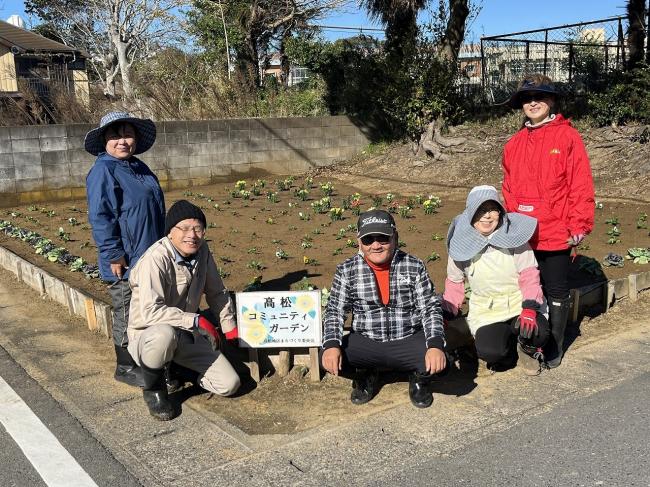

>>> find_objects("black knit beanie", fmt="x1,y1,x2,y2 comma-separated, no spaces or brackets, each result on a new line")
164,200,207,235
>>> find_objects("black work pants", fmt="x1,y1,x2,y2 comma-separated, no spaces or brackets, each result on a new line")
474,314,550,366
534,249,571,300
340,330,429,374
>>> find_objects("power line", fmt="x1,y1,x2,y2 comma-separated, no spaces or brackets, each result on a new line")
310,24,384,33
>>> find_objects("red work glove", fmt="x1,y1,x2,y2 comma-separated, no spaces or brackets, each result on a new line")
517,308,538,339
224,327,238,341
196,316,220,351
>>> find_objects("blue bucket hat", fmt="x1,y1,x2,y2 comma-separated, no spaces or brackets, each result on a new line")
502,80,558,109
84,111,157,156
446,185,538,261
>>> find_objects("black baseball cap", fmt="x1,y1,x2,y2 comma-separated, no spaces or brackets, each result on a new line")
357,210,396,238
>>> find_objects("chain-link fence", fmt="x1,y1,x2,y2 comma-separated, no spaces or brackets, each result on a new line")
477,16,629,104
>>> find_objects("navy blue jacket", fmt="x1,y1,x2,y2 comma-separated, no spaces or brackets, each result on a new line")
86,153,165,282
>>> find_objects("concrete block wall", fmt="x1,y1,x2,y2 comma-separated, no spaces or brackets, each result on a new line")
0,116,372,206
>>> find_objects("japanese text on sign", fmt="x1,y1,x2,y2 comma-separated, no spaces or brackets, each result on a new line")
235,290,322,348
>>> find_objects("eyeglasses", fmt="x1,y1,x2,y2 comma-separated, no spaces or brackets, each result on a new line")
360,234,391,245
174,225,205,235
520,93,550,104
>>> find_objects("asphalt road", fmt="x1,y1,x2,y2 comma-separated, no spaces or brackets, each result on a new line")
375,370,650,487
0,345,141,487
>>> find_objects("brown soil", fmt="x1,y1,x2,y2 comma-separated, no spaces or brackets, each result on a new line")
2,116,650,306
1,174,648,305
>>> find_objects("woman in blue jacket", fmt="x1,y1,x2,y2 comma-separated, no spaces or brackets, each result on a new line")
85,112,165,387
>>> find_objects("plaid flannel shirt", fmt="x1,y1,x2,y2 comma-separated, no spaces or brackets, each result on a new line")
323,250,446,350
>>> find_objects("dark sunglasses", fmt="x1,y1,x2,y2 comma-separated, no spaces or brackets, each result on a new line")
360,234,391,245
519,92,550,104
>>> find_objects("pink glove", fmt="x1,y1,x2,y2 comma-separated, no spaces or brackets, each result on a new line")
196,316,220,350
567,234,585,246
517,308,538,339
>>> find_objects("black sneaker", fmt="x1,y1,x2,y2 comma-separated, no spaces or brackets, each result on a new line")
350,369,379,405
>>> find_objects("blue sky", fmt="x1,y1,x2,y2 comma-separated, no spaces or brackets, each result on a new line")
0,0,627,43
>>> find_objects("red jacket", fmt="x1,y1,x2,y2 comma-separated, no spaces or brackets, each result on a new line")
502,115,594,251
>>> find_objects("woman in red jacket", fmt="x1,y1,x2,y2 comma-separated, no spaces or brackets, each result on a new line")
501,74,594,368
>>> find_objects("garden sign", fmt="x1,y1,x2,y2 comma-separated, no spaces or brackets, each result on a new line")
235,290,322,348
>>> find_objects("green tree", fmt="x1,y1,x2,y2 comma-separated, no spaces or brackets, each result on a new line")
189,0,343,89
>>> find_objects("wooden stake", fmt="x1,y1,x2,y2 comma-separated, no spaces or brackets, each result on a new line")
277,350,290,377
248,348,261,382
629,274,638,302
84,297,98,331
309,347,320,382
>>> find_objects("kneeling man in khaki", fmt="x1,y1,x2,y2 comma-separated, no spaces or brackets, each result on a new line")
128,200,240,420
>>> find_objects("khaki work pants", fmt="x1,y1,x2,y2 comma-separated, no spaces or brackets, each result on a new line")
129,324,240,397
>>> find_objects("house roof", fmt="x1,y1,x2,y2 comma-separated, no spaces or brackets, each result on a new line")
0,19,86,56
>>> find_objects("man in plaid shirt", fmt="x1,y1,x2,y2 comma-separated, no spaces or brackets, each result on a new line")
322,210,446,408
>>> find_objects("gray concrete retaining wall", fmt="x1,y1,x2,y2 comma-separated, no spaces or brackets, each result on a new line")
0,116,373,206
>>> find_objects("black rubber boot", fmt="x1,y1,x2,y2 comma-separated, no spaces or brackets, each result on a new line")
114,345,145,388
141,363,177,421
165,362,199,393
546,297,571,368
409,372,433,409
350,369,379,405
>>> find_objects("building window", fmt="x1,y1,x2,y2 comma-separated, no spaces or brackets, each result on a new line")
290,67,309,86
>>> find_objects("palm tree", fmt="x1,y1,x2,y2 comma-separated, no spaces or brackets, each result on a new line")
360,0,428,57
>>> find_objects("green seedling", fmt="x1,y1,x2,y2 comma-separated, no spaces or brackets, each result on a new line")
626,248,650,264
69,257,86,272
247,260,264,271
329,207,344,221
320,182,334,196
275,249,289,260
243,275,263,292
398,205,412,219
426,251,441,262
58,227,70,242
295,188,309,201
247,247,259,254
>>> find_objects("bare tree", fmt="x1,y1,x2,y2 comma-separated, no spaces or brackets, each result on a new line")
27,0,187,98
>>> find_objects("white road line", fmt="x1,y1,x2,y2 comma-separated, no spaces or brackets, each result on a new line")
0,375,99,487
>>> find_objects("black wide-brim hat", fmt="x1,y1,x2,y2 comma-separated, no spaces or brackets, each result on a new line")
84,111,156,156
500,80,558,109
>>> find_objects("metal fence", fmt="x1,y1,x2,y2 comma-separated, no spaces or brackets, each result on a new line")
478,16,629,103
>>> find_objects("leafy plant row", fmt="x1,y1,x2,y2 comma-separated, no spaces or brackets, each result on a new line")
0,220,99,279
